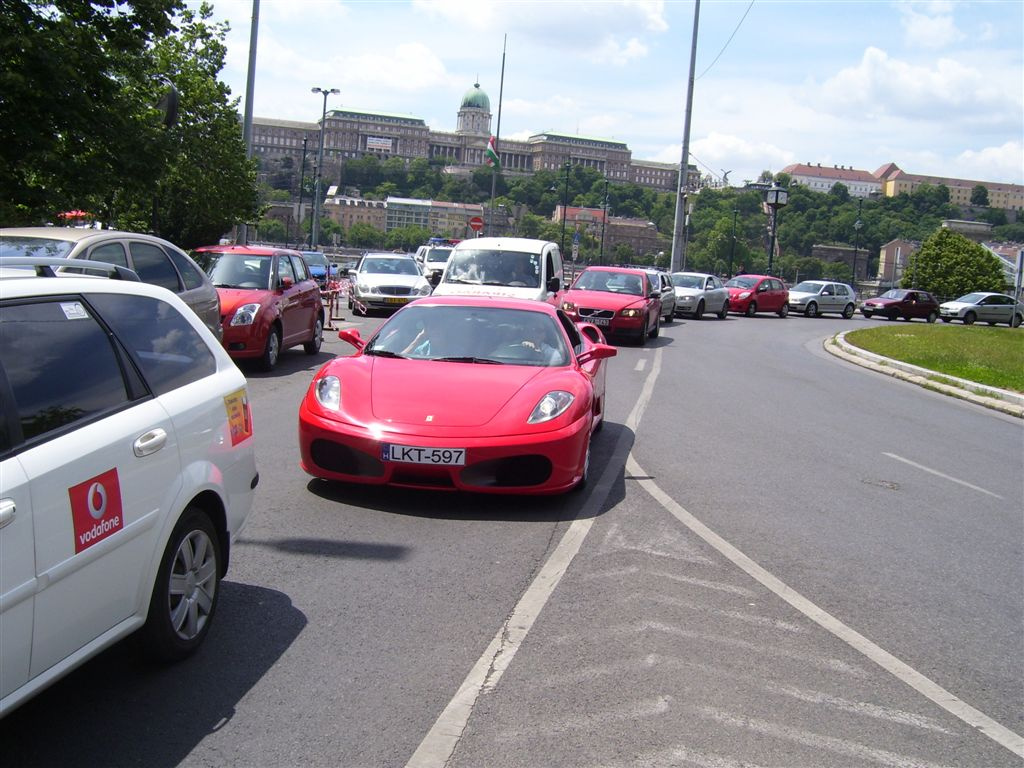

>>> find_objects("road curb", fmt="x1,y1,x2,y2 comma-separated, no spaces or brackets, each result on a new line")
825,331,1024,419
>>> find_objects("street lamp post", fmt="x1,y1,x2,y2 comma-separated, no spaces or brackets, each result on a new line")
599,178,609,266
852,196,863,286
728,208,738,277
295,135,309,248
310,86,339,250
764,183,788,275
559,161,571,257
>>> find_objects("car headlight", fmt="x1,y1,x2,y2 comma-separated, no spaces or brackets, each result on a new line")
561,300,576,312
620,308,641,317
315,375,341,410
356,282,372,294
528,391,574,424
230,302,262,326
415,282,432,296
738,291,751,300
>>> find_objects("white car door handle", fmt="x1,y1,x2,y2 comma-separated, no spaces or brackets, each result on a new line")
0,498,15,530
133,428,168,457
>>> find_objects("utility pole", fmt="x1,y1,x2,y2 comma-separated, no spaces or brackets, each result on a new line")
669,0,700,273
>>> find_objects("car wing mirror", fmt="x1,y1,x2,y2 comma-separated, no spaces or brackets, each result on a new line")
547,276,561,292
338,328,364,350
279,276,294,290
576,343,617,365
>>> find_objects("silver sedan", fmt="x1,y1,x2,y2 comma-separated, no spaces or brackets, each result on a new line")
939,292,1024,327
670,272,730,319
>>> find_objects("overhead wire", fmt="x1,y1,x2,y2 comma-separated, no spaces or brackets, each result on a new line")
695,0,756,82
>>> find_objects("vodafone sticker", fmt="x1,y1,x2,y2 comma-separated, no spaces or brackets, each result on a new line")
69,468,124,553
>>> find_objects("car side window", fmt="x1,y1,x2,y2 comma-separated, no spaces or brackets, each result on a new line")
129,242,183,292
164,247,206,291
87,242,129,267
278,255,296,285
87,293,217,396
290,255,310,282
0,299,130,445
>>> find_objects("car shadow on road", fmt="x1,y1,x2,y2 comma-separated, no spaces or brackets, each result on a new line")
0,583,305,768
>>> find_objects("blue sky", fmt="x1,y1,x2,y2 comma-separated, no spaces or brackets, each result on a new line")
194,0,1023,188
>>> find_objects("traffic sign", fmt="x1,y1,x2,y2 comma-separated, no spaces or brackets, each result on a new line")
468,216,484,232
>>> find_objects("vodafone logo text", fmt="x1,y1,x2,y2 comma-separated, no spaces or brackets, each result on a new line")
69,468,124,553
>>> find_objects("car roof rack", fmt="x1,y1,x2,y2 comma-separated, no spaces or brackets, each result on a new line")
0,256,140,281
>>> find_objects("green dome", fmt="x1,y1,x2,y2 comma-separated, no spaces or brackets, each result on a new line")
460,83,490,112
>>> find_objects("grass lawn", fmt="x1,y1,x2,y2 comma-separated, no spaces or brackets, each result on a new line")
844,324,1024,393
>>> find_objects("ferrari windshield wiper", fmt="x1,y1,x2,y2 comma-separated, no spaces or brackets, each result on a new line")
366,349,407,359
432,356,505,364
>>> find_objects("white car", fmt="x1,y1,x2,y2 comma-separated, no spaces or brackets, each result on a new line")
348,252,432,315
670,271,730,319
787,279,857,318
0,257,258,718
938,292,1023,327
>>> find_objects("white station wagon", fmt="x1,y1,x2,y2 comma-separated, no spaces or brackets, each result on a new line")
0,257,258,718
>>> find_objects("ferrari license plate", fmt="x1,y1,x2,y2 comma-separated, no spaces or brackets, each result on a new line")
382,444,466,465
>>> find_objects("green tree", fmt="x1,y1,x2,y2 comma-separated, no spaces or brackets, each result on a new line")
347,222,385,248
970,184,990,206
1,0,184,224
902,228,1007,297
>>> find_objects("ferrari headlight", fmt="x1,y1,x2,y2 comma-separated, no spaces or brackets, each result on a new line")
528,391,574,424
620,308,641,317
230,302,262,326
315,375,341,410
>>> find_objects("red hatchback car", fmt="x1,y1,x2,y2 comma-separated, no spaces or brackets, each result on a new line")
192,245,324,370
299,296,616,494
725,274,790,317
560,266,662,344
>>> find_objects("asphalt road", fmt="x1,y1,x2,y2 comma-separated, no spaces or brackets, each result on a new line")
3,309,1021,768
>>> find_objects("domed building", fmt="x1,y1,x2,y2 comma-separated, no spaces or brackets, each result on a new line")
456,82,491,136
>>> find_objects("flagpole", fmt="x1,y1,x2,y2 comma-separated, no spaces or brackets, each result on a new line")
488,34,507,236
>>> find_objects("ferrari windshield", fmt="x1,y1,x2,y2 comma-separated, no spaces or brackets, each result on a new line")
367,305,569,366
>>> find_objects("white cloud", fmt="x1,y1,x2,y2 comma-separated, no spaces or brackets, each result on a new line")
953,141,1024,184
588,37,649,66
899,3,964,48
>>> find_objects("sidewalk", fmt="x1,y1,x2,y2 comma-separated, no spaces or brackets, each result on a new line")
826,331,1024,419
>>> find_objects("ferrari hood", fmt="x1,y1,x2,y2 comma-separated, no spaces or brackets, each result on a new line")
370,360,545,427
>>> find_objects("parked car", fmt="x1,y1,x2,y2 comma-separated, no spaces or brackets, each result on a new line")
561,266,662,344
670,271,729,319
192,244,324,370
299,250,339,289
787,280,857,318
346,252,432,316
0,227,222,339
432,237,564,306
299,296,616,494
725,274,790,317
860,289,939,322
939,292,1024,326
0,257,258,718
644,269,676,322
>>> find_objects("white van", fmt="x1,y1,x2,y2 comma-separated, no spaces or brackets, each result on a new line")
431,237,564,305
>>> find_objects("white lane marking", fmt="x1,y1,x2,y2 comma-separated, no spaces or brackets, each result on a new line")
635,358,648,372
405,351,664,768
688,704,959,768
883,452,1003,499
628,454,1024,759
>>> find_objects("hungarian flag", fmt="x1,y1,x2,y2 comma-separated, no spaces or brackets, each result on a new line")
485,135,500,170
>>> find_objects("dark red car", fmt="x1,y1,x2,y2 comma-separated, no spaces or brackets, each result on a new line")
192,245,325,370
560,266,662,344
860,289,940,323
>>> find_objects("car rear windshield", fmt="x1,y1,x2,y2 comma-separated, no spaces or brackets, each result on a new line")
0,237,74,258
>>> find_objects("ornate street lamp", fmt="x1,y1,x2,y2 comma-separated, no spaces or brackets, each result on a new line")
311,86,339,249
764,183,788,275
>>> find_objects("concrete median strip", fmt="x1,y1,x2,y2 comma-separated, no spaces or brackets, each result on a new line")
826,332,1024,419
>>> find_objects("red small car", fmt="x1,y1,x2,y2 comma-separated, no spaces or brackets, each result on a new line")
861,289,940,323
193,245,325,370
560,266,662,344
725,274,790,317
